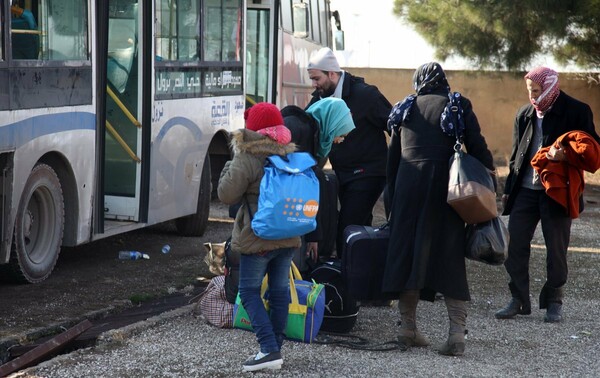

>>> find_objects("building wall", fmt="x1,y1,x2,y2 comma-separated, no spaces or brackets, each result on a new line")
347,68,600,163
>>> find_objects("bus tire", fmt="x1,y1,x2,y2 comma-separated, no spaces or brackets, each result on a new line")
8,163,65,283
175,155,211,236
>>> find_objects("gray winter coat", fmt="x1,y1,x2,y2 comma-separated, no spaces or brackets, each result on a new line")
217,129,301,254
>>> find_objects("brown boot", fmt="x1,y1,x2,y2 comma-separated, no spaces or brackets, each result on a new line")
397,290,430,349
438,296,466,356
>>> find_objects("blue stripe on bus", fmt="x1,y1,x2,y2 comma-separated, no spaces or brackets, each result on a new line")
0,112,96,150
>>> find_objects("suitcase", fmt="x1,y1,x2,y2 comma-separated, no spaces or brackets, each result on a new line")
293,170,339,277
317,171,339,259
341,223,392,301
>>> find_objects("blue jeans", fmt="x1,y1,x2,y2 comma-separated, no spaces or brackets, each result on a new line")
238,248,294,354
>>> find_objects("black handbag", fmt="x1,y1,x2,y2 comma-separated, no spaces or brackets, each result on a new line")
465,217,509,265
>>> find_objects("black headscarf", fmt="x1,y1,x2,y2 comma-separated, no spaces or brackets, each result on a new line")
413,62,450,95
388,62,463,139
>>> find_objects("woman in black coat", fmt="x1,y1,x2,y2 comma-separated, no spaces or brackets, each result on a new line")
383,63,495,356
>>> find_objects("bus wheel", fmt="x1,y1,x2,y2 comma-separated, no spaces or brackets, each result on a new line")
175,155,211,236
8,164,65,283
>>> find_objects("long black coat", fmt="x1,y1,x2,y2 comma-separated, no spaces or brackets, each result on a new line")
382,92,495,301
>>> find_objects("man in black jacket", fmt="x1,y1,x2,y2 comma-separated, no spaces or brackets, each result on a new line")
305,48,391,259
496,67,600,323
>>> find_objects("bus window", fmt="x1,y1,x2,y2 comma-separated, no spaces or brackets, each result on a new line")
246,7,269,105
155,0,199,61
281,0,293,32
318,0,330,47
11,1,39,59
292,1,308,38
204,0,242,62
11,0,88,60
107,1,137,94
1,6,3,61
309,0,320,44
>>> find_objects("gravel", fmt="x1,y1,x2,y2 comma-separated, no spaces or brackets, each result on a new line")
16,232,600,378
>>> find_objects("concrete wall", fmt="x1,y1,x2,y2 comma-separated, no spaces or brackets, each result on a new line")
347,68,600,163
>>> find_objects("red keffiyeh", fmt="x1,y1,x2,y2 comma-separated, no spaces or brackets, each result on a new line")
524,67,560,117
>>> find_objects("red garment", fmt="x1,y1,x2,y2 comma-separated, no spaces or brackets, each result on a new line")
524,67,560,117
531,131,600,218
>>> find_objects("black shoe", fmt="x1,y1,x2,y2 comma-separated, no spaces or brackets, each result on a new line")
244,352,283,371
242,351,283,372
544,303,562,323
495,298,531,319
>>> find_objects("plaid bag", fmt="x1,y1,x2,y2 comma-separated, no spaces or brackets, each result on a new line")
194,275,234,328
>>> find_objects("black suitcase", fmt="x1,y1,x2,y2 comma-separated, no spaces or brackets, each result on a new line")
341,224,392,301
309,260,359,333
293,170,338,277
317,171,339,259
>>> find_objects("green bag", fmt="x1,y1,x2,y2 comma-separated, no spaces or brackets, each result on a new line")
233,263,325,343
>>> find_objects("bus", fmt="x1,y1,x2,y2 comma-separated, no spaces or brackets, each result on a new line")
0,0,244,283
246,0,343,108
0,0,341,284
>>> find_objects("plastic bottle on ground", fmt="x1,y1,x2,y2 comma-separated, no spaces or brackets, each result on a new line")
161,245,171,254
118,251,150,260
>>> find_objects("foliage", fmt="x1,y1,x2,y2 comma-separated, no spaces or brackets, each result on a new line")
393,0,600,71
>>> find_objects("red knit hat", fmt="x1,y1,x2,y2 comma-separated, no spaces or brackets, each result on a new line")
244,102,284,131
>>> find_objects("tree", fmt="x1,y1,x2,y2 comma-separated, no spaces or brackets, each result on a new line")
393,0,600,71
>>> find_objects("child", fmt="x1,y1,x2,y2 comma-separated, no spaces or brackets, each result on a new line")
217,102,300,372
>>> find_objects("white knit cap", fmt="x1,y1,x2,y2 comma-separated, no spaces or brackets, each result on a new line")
308,47,341,72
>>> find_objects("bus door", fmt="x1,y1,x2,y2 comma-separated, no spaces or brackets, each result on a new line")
104,0,143,221
246,1,275,106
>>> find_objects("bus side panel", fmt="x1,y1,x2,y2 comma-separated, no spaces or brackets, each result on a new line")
146,96,243,224
0,110,96,259
279,32,321,108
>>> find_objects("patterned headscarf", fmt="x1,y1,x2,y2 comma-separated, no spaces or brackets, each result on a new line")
524,67,560,117
388,62,458,137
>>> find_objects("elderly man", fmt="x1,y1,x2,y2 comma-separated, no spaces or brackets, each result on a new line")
306,48,391,262
496,67,600,323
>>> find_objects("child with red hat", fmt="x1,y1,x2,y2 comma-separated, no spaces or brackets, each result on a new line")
218,103,298,372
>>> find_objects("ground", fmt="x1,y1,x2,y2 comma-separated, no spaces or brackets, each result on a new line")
1,169,599,363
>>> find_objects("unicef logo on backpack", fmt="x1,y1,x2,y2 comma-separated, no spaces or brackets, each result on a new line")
251,152,320,240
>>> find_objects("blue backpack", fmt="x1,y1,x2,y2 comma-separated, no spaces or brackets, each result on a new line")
249,152,320,240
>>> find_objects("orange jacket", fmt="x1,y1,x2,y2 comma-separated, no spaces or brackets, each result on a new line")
531,131,600,219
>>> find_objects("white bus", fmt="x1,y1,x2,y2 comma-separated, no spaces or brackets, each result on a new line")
246,0,343,107
0,0,244,283
0,0,341,284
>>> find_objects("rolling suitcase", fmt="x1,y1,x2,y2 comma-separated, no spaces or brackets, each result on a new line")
341,223,392,301
317,171,339,259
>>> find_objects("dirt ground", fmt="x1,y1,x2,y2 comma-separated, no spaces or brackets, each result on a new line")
1,169,600,366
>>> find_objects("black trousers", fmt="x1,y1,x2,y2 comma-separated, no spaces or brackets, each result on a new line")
505,188,571,308
336,176,386,258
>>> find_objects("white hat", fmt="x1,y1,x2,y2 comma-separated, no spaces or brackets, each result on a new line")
308,47,341,72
